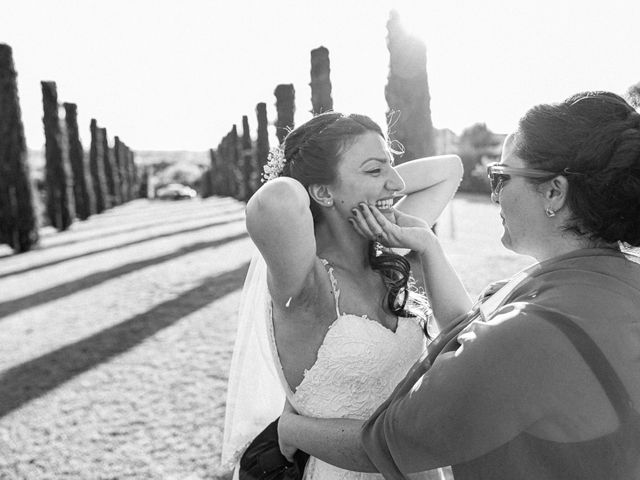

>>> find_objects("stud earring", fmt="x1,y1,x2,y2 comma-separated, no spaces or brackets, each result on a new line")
325,199,333,207
545,208,556,218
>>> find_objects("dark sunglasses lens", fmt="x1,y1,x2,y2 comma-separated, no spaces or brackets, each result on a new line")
490,173,509,193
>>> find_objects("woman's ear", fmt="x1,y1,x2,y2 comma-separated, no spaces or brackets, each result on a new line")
308,184,334,207
545,175,569,211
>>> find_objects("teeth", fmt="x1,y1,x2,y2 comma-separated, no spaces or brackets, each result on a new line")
374,199,393,210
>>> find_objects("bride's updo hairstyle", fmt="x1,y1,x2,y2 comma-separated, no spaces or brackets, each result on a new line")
280,112,430,324
515,91,640,248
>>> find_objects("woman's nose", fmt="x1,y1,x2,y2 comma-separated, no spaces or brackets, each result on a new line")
386,167,406,193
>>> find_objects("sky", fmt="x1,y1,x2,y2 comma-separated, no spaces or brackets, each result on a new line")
1,0,639,151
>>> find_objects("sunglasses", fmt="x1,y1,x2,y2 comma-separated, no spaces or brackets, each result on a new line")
486,162,558,203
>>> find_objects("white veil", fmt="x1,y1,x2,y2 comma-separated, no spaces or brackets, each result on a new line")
221,248,286,470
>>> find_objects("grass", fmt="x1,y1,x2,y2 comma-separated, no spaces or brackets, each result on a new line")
0,192,594,479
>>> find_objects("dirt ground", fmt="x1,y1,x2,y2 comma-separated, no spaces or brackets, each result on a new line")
0,194,536,479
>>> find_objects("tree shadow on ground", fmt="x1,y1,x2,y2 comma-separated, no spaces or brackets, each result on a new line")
0,261,249,419
0,216,244,280
31,204,244,252
0,231,249,320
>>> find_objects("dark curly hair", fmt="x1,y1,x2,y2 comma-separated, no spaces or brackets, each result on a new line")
280,112,431,327
514,91,640,247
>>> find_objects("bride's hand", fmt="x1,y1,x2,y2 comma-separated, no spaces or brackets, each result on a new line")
349,203,435,253
278,400,298,462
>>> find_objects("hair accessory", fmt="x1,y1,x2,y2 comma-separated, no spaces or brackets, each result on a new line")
261,146,286,183
545,208,556,218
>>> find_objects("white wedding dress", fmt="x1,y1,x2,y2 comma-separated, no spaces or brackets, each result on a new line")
222,252,448,480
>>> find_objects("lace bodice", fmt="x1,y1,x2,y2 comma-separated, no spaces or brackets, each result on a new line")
267,259,444,480
294,314,424,419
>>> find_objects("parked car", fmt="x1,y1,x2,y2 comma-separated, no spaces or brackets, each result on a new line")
155,183,197,200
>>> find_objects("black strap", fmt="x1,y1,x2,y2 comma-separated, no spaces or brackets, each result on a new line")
526,304,635,420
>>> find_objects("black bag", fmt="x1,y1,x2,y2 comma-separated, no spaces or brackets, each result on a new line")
239,417,310,480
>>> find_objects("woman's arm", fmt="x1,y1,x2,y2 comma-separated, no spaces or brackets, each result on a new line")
246,178,316,305
352,204,472,328
278,408,376,472
414,227,472,329
394,155,463,226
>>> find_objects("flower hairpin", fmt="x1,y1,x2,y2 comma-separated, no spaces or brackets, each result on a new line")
261,145,286,182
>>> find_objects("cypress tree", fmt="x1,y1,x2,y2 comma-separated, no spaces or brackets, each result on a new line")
255,102,270,183
41,80,74,230
63,102,94,220
0,44,39,252
89,119,108,212
219,131,233,198
124,142,134,201
207,148,220,195
113,136,127,203
274,84,295,144
310,46,333,114
230,124,243,200
213,141,225,196
128,147,137,199
138,165,150,199
385,10,435,163
101,127,120,206
241,115,256,199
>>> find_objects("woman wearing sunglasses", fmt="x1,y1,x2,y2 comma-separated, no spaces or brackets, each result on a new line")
277,91,640,479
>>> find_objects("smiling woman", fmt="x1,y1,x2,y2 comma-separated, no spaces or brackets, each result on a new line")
222,111,464,480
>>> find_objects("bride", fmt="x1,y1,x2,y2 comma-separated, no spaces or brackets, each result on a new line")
221,112,470,480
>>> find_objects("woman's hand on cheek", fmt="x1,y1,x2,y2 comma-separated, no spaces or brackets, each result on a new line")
349,203,433,252
278,400,298,462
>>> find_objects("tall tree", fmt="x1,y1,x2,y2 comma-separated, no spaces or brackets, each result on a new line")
128,147,138,199
274,84,295,144
230,124,243,200
241,115,256,199
0,44,38,252
101,127,120,206
113,136,128,203
255,102,270,182
63,102,94,220
89,119,108,212
138,165,150,199
41,81,74,230
310,46,333,114
385,10,435,163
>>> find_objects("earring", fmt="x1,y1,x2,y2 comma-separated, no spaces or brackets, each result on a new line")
325,199,333,207
545,208,556,218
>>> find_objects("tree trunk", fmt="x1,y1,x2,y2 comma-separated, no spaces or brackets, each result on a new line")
274,84,295,144
89,119,109,212
0,44,39,252
310,46,333,114
41,80,74,230
63,102,94,220
385,10,435,163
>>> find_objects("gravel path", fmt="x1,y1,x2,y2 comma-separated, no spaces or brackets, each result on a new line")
0,194,538,479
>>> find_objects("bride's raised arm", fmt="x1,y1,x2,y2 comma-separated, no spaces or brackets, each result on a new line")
394,154,463,225
245,177,317,306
